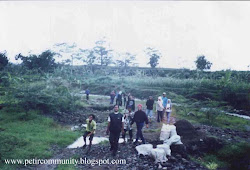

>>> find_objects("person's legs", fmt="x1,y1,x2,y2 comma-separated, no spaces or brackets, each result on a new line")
113,132,120,156
148,110,153,122
138,123,145,144
167,112,171,124
129,129,133,141
109,132,114,151
122,129,127,141
157,111,160,122
134,123,140,143
159,111,163,122
86,94,89,100
83,131,89,148
88,133,94,150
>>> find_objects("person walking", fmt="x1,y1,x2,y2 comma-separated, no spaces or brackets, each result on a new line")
166,99,172,124
85,89,90,100
131,104,149,145
123,92,127,107
106,105,124,156
127,96,135,111
83,114,96,152
146,96,154,123
110,90,116,104
156,96,164,122
162,92,168,115
122,106,134,143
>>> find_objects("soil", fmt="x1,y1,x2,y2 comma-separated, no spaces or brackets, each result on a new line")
30,95,249,170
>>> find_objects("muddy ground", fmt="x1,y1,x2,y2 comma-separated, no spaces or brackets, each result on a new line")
33,95,249,170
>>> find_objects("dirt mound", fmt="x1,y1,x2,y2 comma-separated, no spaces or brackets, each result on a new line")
175,120,199,140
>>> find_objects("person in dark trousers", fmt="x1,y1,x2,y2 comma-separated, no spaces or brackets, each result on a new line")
123,92,127,107
127,95,135,111
117,91,123,106
122,106,134,143
156,96,164,122
83,114,96,152
85,89,90,100
146,96,154,123
110,90,116,104
131,104,149,145
106,105,124,156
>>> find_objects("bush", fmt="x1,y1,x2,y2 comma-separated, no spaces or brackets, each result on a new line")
218,142,250,170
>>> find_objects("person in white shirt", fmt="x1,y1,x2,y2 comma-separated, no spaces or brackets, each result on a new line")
156,96,164,122
166,99,172,124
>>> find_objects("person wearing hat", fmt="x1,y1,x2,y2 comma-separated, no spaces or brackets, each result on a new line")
131,104,149,145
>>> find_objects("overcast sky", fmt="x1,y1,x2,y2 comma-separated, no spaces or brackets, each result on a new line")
1,1,250,71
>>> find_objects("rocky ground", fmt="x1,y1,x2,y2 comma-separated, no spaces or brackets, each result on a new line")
33,95,249,170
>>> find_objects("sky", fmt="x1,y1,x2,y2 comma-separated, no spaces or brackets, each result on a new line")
0,1,250,71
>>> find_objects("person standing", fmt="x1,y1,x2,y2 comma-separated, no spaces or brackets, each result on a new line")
123,92,127,107
83,114,96,152
131,104,149,145
127,96,135,111
156,96,164,122
85,89,90,100
122,106,134,143
110,90,116,104
166,99,172,124
162,92,168,114
106,105,124,156
146,96,154,123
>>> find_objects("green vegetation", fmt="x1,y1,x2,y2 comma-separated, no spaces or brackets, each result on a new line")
0,49,249,169
192,142,250,170
0,109,80,169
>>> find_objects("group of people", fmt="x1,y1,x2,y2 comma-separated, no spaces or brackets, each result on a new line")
110,90,135,111
82,92,172,157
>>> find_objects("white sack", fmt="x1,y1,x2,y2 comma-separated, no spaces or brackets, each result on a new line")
135,144,153,156
159,124,171,140
157,144,171,156
150,148,168,163
163,135,182,145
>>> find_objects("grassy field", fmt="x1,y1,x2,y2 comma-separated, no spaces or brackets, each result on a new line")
0,108,81,169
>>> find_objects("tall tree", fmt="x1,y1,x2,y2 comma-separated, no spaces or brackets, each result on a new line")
0,51,9,70
145,47,161,68
94,39,113,66
195,55,212,71
80,49,96,72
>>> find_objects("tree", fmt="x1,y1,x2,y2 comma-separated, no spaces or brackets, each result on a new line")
0,51,9,70
80,49,96,72
145,47,161,68
94,39,113,66
15,50,57,72
116,52,136,68
195,55,212,71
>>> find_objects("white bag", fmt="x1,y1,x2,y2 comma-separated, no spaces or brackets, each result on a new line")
150,148,168,163
159,124,171,140
135,144,153,156
163,135,182,145
157,144,171,156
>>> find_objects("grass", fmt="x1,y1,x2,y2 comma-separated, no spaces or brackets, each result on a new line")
0,108,80,169
174,104,250,131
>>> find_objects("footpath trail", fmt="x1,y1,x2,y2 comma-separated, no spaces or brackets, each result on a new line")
34,95,205,170
33,94,249,170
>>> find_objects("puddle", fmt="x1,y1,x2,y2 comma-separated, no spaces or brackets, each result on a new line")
224,112,250,120
67,136,137,149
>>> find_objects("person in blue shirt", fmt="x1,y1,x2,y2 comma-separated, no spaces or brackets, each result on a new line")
162,92,168,113
85,89,90,100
